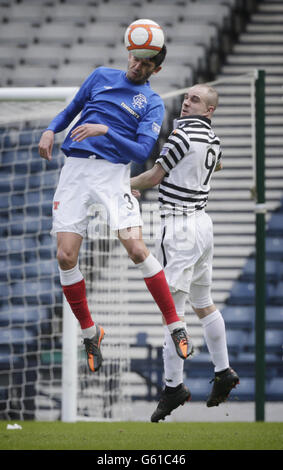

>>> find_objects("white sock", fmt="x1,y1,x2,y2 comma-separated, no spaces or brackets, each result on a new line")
163,324,185,387
167,290,188,333
82,325,97,339
136,253,162,278
200,310,229,373
58,263,83,286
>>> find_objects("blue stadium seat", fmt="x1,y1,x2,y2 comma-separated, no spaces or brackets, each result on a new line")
0,238,7,255
266,259,281,281
40,218,52,233
12,279,54,297
266,378,283,401
26,191,41,205
0,194,9,209
222,305,254,328
8,251,25,266
15,148,29,162
267,213,283,236
227,281,255,305
247,329,283,354
14,162,29,175
24,263,39,279
41,202,52,217
42,172,58,188
39,234,54,247
0,306,49,327
266,306,283,327
30,160,44,173
227,281,274,305
45,156,64,171
185,352,212,378
269,281,283,305
1,149,16,164
266,329,283,353
231,377,254,400
266,236,283,259
183,377,210,401
236,352,255,364
28,174,41,189
12,176,27,192
9,222,25,236
225,329,248,354
42,188,54,201
25,206,40,218
241,258,282,283
24,219,41,235
0,180,11,193
0,350,24,372
0,327,38,347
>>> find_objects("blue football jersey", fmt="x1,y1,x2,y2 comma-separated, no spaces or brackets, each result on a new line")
47,66,165,164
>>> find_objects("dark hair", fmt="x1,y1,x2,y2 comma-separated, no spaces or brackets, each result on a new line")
151,44,167,68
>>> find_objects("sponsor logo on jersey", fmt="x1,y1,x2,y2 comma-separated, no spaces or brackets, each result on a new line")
53,201,60,210
121,102,140,119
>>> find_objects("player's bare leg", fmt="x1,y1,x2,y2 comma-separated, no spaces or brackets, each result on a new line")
57,232,104,372
118,226,192,359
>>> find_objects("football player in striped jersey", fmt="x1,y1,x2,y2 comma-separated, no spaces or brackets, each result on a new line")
131,83,239,422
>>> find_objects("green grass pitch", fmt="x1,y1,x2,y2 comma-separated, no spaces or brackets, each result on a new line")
1,421,283,450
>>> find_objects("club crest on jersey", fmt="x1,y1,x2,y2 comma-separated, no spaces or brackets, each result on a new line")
132,93,147,109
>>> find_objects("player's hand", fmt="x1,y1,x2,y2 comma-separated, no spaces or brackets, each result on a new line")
71,123,109,142
131,189,141,199
38,130,54,161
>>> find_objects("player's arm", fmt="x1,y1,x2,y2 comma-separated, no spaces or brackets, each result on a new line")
38,70,96,160
131,126,190,191
131,162,166,190
38,130,54,161
70,98,164,163
71,123,157,164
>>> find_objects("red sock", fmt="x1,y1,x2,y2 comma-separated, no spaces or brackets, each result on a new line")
144,270,180,325
62,279,94,330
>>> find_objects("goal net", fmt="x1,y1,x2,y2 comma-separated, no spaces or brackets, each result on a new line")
0,70,275,421
0,90,132,421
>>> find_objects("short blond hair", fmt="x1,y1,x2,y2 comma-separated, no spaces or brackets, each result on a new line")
190,83,219,110
201,84,219,109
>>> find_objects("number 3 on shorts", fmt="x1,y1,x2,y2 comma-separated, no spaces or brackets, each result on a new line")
124,193,134,210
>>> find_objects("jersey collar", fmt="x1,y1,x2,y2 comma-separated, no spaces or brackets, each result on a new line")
177,115,211,128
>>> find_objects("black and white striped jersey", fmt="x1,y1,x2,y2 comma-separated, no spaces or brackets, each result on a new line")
156,115,222,215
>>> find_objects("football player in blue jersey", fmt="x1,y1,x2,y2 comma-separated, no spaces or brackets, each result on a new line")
38,45,193,374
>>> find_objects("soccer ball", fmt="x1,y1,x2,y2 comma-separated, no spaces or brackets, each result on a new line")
124,19,164,59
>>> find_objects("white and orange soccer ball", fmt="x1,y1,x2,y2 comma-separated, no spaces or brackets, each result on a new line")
124,19,165,59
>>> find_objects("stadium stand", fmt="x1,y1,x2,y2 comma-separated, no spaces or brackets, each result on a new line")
1,0,283,417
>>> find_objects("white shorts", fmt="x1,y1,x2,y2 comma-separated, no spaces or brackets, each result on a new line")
51,156,142,238
155,211,213,294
